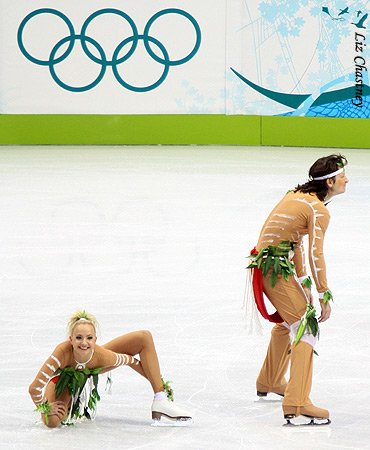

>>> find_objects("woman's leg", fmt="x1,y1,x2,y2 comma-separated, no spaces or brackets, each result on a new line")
103,331,193,423
40,381,71,428
102,330,163,393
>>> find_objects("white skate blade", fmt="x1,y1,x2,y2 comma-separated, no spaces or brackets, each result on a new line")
151,417,194,427
284,417,331,427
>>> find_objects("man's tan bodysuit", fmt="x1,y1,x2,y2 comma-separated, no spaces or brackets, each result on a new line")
255,191,330,408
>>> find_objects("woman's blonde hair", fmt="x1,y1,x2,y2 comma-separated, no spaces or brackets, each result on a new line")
67,309,100,337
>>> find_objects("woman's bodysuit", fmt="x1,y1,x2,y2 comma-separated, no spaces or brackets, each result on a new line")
29,341,136,408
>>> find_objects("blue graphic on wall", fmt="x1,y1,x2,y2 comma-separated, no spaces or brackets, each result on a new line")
229,1,370,118
18,8,201,93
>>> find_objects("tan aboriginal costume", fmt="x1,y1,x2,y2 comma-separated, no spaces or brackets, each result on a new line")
29,340,140,425
253,190,330,409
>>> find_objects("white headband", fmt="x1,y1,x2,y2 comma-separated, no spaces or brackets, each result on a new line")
312,167,344,181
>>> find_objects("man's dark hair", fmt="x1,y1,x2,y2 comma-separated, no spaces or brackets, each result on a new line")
294,154,348,201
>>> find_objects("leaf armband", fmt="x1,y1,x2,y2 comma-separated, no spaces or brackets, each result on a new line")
247,241,296,288
301,276,312,290
34,400,52,425
322,290,333,304
294,303,320,346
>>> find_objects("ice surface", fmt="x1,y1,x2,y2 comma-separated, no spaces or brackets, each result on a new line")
0,145,369,449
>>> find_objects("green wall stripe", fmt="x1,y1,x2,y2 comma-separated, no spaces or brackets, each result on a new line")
0,115,260,145
0,114,370,147
261,116,370,148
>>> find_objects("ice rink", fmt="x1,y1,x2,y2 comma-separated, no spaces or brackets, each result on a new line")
0,145,369,450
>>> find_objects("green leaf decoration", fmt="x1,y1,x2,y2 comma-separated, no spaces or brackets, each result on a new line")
284,256,293,271
74,371,85,389
247,242,297,289
34,401,51,425
55,372,70,399
161,376,174,402
54,366,103,423
71,376,78,396
323,290,333,304
294,304,320,347
302,276,312,290
270,270,278,288
261,255,271,276
295,319,307,346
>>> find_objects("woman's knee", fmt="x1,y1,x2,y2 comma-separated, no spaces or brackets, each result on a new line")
43,415,63,428
138,330,153,343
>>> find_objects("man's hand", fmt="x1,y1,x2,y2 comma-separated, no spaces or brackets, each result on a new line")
303,286,314,305
318,301,331,322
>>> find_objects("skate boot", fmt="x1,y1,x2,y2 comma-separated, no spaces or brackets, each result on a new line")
151,399,193,427
256,382,286,398
283,404,330,426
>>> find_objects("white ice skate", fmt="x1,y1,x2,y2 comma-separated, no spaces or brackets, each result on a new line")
151,399,193,427
283,405,331,427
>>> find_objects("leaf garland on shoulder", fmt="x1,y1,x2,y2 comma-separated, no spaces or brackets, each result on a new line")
55,366,103,422
294,303,319,347
247,241,296,288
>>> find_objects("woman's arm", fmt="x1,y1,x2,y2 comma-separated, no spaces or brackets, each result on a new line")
28,343,67,407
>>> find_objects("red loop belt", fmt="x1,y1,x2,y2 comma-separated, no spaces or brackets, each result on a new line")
250,247,283,323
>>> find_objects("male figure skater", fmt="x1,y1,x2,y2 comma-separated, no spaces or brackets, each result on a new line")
247,154,348,425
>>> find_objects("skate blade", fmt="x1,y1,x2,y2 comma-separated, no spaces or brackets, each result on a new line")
151,417,194,427
284,417,331,427
255,395,283,404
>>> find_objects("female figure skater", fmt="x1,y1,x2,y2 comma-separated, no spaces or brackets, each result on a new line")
246,154,348,425
29,310,192,428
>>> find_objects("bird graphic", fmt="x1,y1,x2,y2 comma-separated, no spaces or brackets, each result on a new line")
322,6,343,20
338,7,349,16
356,10,362,17
352,13,368,28
322,6,333,17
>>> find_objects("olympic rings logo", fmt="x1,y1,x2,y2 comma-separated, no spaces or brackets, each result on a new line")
17,8,201,92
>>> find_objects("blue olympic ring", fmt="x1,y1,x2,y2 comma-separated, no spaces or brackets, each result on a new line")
17,9,76,66
144,9,201,67
80,9,139,66
113,36,170,93
50,35,107,93
17,8,201,93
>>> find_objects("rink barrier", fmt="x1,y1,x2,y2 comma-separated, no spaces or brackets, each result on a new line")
0,115,370,148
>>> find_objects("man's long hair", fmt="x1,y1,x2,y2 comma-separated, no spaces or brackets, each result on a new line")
294,154,348,201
